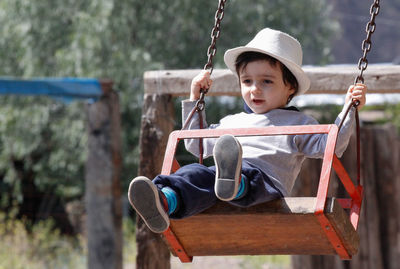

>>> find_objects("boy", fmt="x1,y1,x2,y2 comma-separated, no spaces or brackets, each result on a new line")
128,28,367,233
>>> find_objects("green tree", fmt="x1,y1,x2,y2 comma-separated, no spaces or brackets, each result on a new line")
132,0,338,69
0,0,338,224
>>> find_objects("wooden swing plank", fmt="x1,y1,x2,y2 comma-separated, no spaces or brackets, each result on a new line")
167,197,359,257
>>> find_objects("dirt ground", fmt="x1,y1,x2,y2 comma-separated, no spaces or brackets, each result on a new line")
125,255,292,269
170,256,291,269
171,256,244,269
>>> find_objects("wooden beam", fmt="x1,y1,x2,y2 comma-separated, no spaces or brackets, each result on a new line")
100,79,114,94
144,65,400,96
85,88,122,269
136,94,175,269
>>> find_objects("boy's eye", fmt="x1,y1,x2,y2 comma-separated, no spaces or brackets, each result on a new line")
263,79,272,84
242,79,251,84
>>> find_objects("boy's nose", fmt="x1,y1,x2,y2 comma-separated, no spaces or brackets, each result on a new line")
250,84,261,94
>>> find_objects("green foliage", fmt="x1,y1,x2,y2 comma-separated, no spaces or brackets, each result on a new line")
0,0,339,215
385,103,400,132
131,0,338,69
221,0,338,65
301,104,343,124
0,96,87,206
360,104,400,133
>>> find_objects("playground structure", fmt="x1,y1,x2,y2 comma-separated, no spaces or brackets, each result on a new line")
0,78,123,269
137,65,400,269
2,65,400,269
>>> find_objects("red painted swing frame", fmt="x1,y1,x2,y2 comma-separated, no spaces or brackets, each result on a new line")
161,124,363,262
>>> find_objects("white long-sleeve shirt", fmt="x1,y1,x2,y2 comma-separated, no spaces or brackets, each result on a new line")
182,100,355,196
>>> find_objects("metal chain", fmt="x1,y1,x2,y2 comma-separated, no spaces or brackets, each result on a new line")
204,0,227,74
354,0,380,85
341,0,380,186
181,0,227,164
195,0,227,112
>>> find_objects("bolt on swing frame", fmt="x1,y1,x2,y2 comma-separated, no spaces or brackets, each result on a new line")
160,124,363,262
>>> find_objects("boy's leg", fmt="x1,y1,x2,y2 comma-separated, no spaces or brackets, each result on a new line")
129,163,217,232
128,176,169,233
228,161,283,208
153,163,218,219
213,134,243,201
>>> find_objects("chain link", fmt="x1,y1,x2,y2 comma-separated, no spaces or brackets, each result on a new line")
203,0,227,75
348,0,380,186
183,0,227,163
354,0,380,85
195,0,227,112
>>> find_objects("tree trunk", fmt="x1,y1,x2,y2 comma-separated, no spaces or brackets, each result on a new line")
292,124,400,269
12,158,75,234
136,94,175,269
86,90,122,269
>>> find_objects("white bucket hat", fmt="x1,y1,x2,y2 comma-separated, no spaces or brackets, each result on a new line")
224,28,310,95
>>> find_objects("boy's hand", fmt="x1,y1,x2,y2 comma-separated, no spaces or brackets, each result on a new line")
190,70,212,101
345,83,367,109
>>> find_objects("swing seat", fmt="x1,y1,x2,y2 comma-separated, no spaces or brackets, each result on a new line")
167,197,358,257
160,124,363,262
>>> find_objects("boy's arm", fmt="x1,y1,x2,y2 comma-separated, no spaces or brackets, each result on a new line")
334,83,367,156
181,100,217,158
296,108,355,159
181,71,217,158
190,70,212,101
297,84,367,158
345,83,367,109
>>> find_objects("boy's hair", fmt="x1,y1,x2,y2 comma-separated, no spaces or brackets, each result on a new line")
235,51,299,103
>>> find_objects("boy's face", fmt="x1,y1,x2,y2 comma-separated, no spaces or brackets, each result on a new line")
239,60,295,114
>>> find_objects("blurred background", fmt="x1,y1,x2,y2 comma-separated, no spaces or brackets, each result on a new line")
0,0,399,268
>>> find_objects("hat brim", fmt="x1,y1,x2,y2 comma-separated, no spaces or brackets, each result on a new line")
224,47,310,95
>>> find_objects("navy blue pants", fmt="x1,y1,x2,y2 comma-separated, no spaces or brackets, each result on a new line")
153,160,283,219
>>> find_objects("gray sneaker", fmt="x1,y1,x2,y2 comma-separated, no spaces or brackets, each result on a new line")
213,134,243,201
128,176,169,233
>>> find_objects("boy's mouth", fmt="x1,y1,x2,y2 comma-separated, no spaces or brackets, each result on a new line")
252,99,265,105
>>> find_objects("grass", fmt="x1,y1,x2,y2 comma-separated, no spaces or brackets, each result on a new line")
123,217,137,267
0,212,140,269
0,213,86,269
240,255,291,269
170,255,291,269
0,213,290,269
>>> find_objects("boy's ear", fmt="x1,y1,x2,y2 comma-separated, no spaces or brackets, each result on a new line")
288,87,296,97
287,87,297,104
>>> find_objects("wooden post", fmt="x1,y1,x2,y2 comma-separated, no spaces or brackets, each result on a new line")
136,94,175,269
371,125,400,269
85,83,122,269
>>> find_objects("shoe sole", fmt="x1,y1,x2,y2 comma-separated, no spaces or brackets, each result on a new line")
213,134,242,201
128,176,169,233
